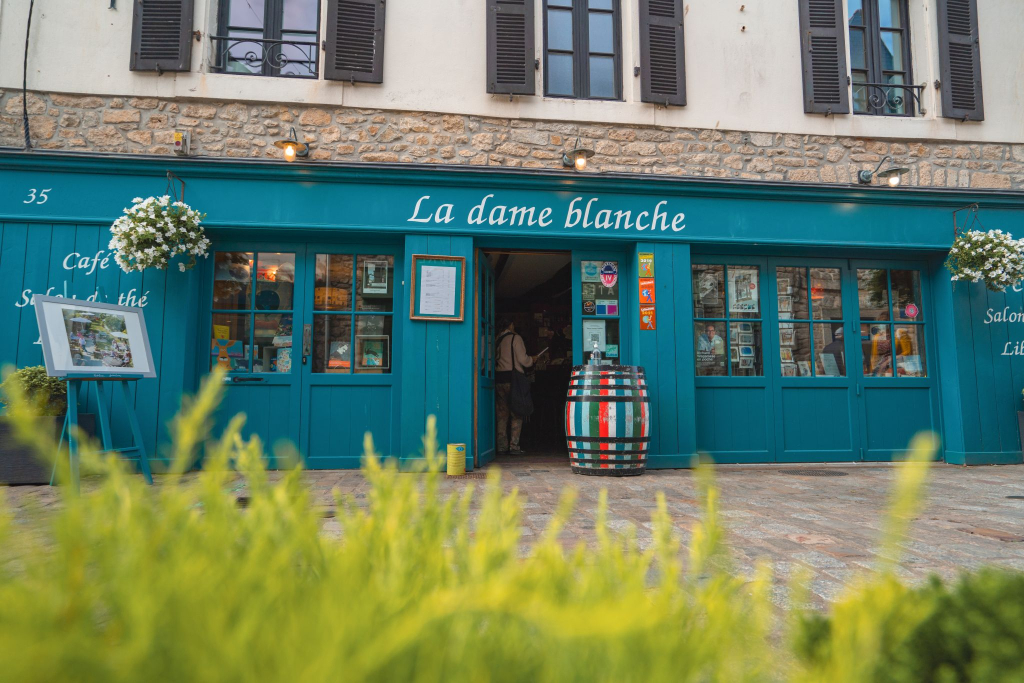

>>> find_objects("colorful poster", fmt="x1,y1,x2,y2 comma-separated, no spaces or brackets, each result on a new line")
595,300,618,315
640,305,656,330
638,252,654,278
728,266,759,314
639,278,655,304
363,260,389,294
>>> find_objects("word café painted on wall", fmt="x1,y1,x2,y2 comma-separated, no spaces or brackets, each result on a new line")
14,250,150,310
408,194,687,233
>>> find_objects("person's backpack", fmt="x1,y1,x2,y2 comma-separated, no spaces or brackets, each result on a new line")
499,332,534,418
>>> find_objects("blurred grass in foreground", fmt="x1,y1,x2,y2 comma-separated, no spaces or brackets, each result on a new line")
0,369,1022,682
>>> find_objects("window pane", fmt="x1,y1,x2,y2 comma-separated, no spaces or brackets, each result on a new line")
884,73,907,115
213,252,252,309
879,0,902,28
811,267,843,320
226,32,266,74
356,255,395,312
547,9,573,51
776,266,808,320
588,56,616,99
548,0,573,7
547,53,575,96
892,270,923,321
692,265,725,319
880,31,903,71
862,323,893,377
848,0,864,26
314,254,353,311
282,0,319,31
583,319,619,363
894,325,927,377
253,313,293,373
255,253,295,310
313,314,351,373
814,323,847,377
857,269,890,320
228,0,265,28
589,0,613,9
852,71,869,113
695,321,727,376
780,323,811,377
588,12,614,53
279,35,318,77
727,266,761,319
730,322,762,376
211,313,250,373
355,316,393,373
849,27,867,70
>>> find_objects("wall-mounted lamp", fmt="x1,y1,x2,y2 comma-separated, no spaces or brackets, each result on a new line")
858,155,909,187
274,127,308,162
562,137,595,171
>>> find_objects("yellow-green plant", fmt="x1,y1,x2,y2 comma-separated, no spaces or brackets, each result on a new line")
1,371,1020,683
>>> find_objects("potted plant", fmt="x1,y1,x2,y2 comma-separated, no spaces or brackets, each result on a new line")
108,195,210,273
945,229,1024,292
0,366,92,485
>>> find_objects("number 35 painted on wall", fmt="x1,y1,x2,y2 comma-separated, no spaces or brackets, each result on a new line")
24,188,52,205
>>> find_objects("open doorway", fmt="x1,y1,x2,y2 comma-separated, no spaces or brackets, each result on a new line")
485,249,573,463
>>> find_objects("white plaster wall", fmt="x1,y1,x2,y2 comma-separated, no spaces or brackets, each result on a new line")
1,0,1021,143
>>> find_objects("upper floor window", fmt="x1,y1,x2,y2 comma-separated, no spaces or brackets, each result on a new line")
543,0,622,100
848,0,914,116
215,0,321,78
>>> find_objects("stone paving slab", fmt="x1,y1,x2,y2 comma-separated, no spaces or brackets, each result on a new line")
5,455,1024,607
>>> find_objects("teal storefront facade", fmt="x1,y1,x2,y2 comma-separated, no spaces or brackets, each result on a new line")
1,150,1023,469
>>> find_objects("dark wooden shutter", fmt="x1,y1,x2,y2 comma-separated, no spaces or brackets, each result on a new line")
325,0,387,83
639,0,685,106
129,0,194,72
797,0,849,114
937,0,984,120
486,0,535,95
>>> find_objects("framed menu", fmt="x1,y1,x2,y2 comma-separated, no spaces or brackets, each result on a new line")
410,254,466,322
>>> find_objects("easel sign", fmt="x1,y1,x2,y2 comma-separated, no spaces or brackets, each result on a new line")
33,295,156,378
410,254,466,322
32,295,156,489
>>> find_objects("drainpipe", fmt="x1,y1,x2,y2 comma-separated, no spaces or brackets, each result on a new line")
22,0,35,150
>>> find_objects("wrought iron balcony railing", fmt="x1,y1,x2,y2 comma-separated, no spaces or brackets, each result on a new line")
853,82,925,117
212,36,319,79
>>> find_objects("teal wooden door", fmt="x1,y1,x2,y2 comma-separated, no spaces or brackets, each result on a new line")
767,259,860,462
206,244,306,463
474,249,496,467
299,248,399,468
851,261,938,460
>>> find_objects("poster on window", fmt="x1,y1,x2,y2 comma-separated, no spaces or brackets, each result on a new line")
728,267,759,315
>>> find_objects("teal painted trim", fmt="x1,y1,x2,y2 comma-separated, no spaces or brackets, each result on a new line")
647,453,697,469
945,450,1024,466
672,244,698,460
932,258,967,457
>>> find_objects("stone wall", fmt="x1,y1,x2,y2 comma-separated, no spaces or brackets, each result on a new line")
2,90,1023,190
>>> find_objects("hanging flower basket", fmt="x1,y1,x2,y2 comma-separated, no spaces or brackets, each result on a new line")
944,229,1024,292
109,196,210,273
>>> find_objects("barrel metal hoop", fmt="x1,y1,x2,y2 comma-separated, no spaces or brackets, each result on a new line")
568,448,648,455
570,458,647,466
567,396,652,403
566,435,651,443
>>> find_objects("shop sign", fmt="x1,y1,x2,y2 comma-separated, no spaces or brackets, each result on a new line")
640,305,656,330
639,278,655,304
14,249,151,312
408,194,686,234
638,252,654,277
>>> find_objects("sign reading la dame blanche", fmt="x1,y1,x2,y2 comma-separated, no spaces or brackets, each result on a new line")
408,193,686,233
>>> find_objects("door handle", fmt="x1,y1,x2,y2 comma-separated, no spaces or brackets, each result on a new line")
302,324,312,364
230,376,265,383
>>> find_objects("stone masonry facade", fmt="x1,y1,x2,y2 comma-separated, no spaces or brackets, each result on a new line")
2,90,1024,190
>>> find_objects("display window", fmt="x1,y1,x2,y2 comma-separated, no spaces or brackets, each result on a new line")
692,264,763,377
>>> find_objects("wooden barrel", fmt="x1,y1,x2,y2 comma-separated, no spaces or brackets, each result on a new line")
565,365,650,476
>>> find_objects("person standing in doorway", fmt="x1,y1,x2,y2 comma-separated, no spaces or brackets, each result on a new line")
495,318,543,455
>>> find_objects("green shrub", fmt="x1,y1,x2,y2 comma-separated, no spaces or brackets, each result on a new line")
0,365,66,416
0,371,1020,683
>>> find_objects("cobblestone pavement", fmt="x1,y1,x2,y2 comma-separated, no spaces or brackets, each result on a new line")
6,455,1024,606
